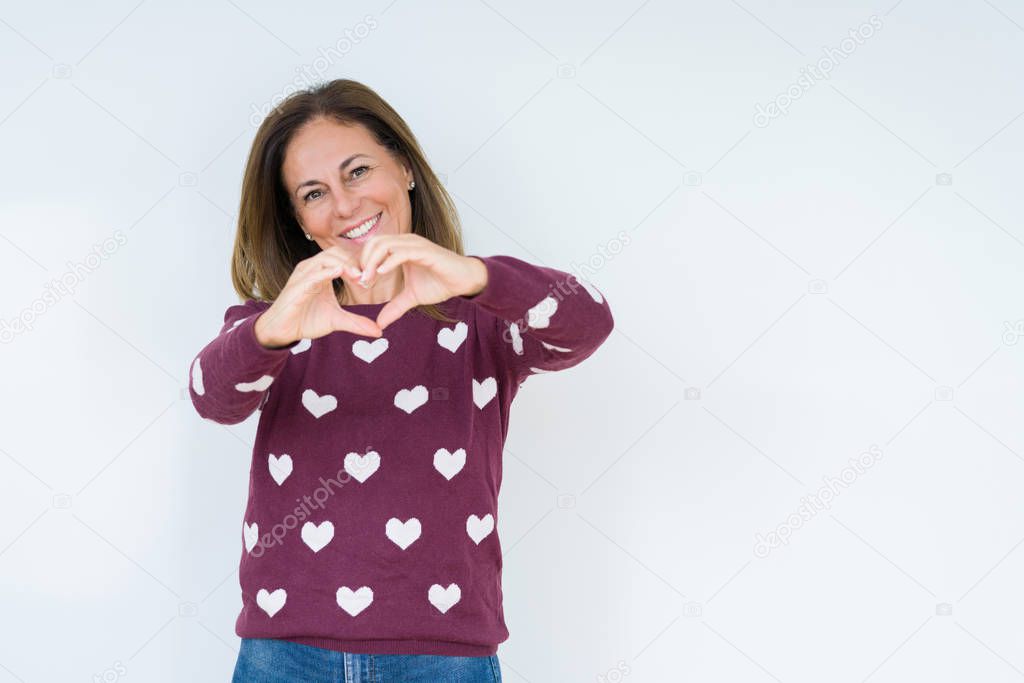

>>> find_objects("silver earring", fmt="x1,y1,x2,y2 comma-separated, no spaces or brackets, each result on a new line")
408,181,415,190
305,233,313,240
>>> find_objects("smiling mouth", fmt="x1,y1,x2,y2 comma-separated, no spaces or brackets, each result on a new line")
339,211,382,239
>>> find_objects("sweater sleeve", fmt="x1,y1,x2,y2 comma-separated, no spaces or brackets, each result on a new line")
188,298,300,425
458,254,614,385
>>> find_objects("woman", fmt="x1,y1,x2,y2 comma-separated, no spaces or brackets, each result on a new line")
188,79,614,682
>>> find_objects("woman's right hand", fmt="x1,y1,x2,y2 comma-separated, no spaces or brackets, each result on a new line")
254,247,383,348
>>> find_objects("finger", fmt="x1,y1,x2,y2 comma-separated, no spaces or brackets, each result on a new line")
315,253,364,281
288,269,339,309
300,247,362,278
334,309,383,338
305,262,350,290
375,284,418,331
363,247,410,287
358,234,418,283
257,273,324,341
292,267,356,316
364,244,424,288
262,264,360,341
302,269,382,337
373,248,408,276
298,251,345,275
355,237,393,286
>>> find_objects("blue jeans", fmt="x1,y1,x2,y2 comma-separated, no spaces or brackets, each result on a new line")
231,637,502,682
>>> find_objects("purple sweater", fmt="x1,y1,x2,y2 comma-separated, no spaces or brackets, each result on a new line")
188,254,614,656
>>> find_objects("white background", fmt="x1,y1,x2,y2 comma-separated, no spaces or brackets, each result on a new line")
1,1,1022,681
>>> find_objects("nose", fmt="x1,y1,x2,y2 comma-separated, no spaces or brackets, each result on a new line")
331,185,359,219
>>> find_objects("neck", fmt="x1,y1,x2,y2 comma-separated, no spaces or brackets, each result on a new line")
338,272,402,306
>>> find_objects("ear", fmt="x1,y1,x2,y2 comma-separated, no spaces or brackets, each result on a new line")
401,159,413,186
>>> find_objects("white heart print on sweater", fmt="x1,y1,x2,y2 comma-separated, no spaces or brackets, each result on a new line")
352,337,388,363
344,450,380,483
541,340,571,352
433,448,466,480
268,453,293,485
472,377,496,408
428,583,461,614
291,338,312,354
527,296,558,329
386,517,422,549
508,324,524,356
302,388,337,418
437,322,467,352
191,358,205,395
394,385,428,414
337,586,373,616
256,588,286,617
301,521,334,552
236,375,274,392
243,521,259,553
466,514,494,545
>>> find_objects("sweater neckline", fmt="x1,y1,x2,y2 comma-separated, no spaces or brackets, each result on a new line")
339,301,389,310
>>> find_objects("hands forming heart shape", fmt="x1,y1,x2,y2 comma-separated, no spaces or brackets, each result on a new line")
254,234,488,349
352,233,487,330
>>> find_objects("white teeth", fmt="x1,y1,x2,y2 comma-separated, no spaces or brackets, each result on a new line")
342,213,380,239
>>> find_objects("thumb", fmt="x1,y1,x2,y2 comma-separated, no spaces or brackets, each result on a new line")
376,287,418,330
334,308,383,338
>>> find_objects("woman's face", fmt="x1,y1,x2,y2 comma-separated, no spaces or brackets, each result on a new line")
281,117,413,254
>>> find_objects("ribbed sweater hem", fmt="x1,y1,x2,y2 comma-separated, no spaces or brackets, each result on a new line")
282,635,497,657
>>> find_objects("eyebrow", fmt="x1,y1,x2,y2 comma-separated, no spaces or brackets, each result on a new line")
294,154,371,195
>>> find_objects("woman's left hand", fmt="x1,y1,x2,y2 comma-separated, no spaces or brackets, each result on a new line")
355,233,488,330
